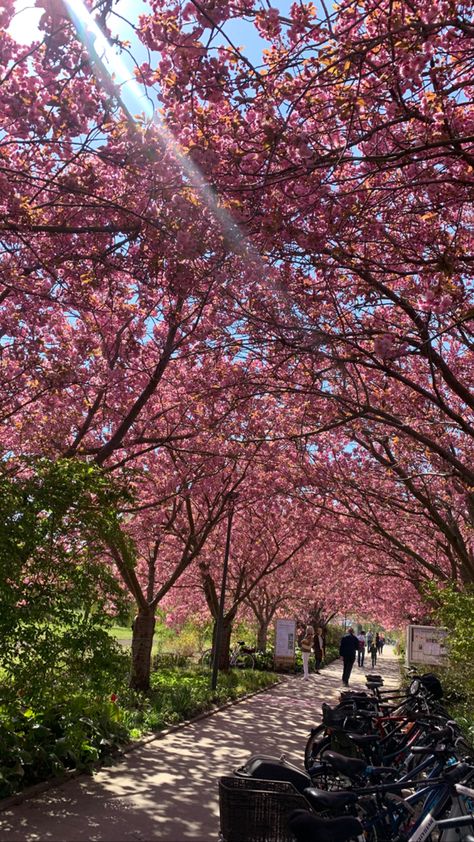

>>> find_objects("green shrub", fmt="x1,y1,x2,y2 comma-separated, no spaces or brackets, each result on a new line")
121,666,278,734
152,652,192,670
0,458,134,707
253,650,275,671
0,696,129,799
325,645,339,663
0,664,279,797
421,585,474,749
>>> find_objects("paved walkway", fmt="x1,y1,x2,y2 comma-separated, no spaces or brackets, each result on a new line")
0,647,400,842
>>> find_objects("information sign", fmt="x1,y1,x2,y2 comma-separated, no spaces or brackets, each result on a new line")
274,618,296,670
406,625,448,666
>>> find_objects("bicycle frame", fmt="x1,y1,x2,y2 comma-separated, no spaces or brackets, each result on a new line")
350,759,462,841
406,782,474,842
229,644,242,667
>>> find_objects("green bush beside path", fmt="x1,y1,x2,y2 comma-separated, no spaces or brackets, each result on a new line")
0,667,278,800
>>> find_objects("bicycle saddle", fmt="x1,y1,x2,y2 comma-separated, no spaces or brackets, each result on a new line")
444,762,473,783
288,809,363,842
322,750,367,778
340,690,371,702
303,787,358,811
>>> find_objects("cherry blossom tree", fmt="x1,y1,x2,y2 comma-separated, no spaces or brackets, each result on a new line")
135,0,474,584
2,0,472,691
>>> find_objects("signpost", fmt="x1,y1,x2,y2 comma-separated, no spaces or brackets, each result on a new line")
274,618,296,671
406,625,449,667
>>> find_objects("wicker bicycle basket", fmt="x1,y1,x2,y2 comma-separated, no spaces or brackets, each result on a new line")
219,775,311,842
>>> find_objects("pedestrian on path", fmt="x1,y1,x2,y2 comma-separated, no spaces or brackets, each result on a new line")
299,625,314,680
369,638,378,668
379,633,385,654
357,631,366,667
339,627,359,686
314,626,325,674
367,630,373,653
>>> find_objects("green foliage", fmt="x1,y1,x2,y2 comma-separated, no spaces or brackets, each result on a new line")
0,457,134,705
425,584,474,749
325,624,346,648
119,666,279,734
152,653,191,670
0,696,129,799
171,617,213,656
431,585,474,668
231,619,258,649
253,650,275,671
325,644,340,663
0,662,278,798
395,637,406,658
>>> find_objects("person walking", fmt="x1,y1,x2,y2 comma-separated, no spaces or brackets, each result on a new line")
375,632,380,654
369,637,378,668
357,630,366,667
314,626,325,674
300,625,314,681
366,630,373,654
379,633,385,655
339,627,359,686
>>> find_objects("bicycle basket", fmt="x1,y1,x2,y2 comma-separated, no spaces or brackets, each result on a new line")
219,776,312,842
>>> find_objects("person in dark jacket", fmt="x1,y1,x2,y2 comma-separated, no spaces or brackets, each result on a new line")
369,638,378,668
313,626,326,674
339,627,359,686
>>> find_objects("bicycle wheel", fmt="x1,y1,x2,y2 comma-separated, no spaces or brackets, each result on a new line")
200,649,213,668
304,725,330,771
235,653,255,669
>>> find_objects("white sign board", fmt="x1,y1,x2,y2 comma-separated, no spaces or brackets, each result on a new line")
274,618,296,665
406,625,448,666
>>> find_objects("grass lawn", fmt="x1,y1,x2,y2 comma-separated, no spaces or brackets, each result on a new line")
107,624,182,655
109,624,134,640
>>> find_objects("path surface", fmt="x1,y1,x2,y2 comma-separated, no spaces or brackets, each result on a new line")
0,647,400,842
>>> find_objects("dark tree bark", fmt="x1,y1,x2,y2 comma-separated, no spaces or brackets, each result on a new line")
211,611,235,670
130,606,156,691
257,620,268,651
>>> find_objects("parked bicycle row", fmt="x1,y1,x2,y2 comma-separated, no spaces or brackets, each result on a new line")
219,667,474,842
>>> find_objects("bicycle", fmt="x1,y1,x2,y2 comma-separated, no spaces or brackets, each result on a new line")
304,674,449,772
289,772,474,842
305,757,474,842
200,641,255,669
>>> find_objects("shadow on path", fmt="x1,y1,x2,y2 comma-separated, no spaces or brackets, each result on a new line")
0,647,400,841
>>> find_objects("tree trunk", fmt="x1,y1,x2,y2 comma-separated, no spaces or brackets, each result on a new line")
257,621,268,651
212,615,233,670
130,606,156,691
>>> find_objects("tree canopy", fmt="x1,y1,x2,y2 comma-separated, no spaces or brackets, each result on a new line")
1,0,473,686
